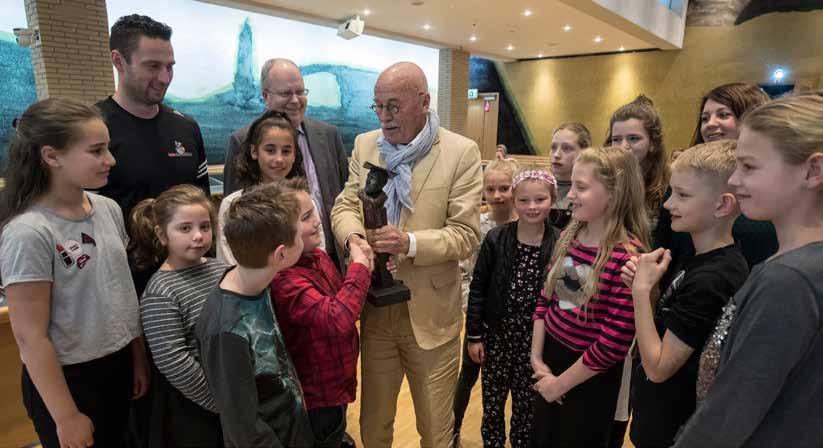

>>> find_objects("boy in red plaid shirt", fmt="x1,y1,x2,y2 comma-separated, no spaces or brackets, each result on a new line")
271,178,374,447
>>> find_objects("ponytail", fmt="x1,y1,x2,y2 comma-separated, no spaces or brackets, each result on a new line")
129,198,165,271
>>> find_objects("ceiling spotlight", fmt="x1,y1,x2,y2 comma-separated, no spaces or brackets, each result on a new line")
619,46,625,51
563,24,572,32
773,68,785,82
363,8,371,15
594,35,603,43
524,9,532,16
423,23,431,30
469,34,477,42
507,44,514,51
538,53,543,58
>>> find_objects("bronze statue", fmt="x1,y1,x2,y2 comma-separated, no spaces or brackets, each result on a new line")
358,162,411,306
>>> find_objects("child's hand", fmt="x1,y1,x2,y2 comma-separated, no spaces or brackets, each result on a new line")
349,241,373,272
531,357,551,379
468,342,485,364
620,255,639,288
633,248,671,293
386,256,399,275
56,411,95,448
533,373,566,404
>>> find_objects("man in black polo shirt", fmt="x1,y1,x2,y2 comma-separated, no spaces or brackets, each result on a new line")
97,17,209,447
96,14,209,295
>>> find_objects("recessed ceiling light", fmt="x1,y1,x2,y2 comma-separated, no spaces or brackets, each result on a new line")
469,34,477,42
423,23,431,30
594,35,603,43
524,9,532,16
538,53,543,58
507,44,514,51
363,8,371,15
563,24,572,32
619,46,625,51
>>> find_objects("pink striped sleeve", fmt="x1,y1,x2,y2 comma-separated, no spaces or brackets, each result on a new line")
581,249,636,371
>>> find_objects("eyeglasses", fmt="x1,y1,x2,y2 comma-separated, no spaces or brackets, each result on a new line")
264,89,310,98
370,103,401,115
370,92,427,115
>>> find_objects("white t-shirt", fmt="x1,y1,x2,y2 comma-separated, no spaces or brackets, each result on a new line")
0,193,141,365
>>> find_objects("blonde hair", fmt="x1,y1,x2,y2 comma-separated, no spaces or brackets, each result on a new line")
672,139,737,189
742,94,823,166
544,147,650,312
485,159,519,181
512,165,557,204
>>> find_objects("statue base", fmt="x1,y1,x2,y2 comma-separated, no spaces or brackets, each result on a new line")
366,281,411,307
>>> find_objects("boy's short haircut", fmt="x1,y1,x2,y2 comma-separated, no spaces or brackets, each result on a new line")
276,176,310,194
224,183,300,268
671,139,737,190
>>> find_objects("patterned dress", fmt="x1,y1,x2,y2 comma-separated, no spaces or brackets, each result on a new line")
481,242,542,448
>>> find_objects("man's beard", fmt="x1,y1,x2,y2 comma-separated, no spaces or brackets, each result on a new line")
125,77,166,106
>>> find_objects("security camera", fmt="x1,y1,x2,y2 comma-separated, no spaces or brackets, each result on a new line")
337,15,364,40
13,28,39,48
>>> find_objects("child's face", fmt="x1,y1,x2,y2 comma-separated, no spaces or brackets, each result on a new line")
550,129,582,181
483,169,514,213
514,180,553,225
665,168,723,233
610,119,651,163
568,163,610,223
50,119,115,190
251,127,296,183
160,204,213,268
729,127,806,222
701,99,739,142
296,191,323,253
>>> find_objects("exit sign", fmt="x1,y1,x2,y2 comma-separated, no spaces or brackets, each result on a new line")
468,89,478,99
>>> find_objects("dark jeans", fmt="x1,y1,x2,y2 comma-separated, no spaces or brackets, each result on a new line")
22,345,133,448
308,405,347,447
148,365,222,448
453,335,481,433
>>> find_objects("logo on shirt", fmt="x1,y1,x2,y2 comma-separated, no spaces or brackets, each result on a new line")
81,233,96,246
56,239,92,270
168,140,193,158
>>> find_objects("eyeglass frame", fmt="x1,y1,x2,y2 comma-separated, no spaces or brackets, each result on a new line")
263,88,310,98
370,92,428,115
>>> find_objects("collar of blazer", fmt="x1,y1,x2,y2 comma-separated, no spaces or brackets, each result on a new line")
398,130,442,227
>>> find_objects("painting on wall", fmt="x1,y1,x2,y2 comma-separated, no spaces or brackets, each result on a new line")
0,0,439,172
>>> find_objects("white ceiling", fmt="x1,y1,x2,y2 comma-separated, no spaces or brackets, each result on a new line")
206,0,659,60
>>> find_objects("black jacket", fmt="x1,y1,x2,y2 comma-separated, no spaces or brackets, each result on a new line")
466,219,559,342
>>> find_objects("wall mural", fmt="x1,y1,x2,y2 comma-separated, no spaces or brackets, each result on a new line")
0,0,439,172
687,0,823,26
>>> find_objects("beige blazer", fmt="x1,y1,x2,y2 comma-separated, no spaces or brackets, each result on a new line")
331,127,482,350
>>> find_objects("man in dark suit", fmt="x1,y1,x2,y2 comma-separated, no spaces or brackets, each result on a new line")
223,58,348,261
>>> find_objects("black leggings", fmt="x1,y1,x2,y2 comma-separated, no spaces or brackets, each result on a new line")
22,345,133,448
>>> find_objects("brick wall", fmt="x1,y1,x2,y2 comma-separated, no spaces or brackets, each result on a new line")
437,48,469,136
24,0,114,102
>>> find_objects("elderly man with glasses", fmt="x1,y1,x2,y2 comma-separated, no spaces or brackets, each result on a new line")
223,58,348,264
332,61,482,448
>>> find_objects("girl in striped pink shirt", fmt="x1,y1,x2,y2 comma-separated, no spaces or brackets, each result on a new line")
530,147,650,447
